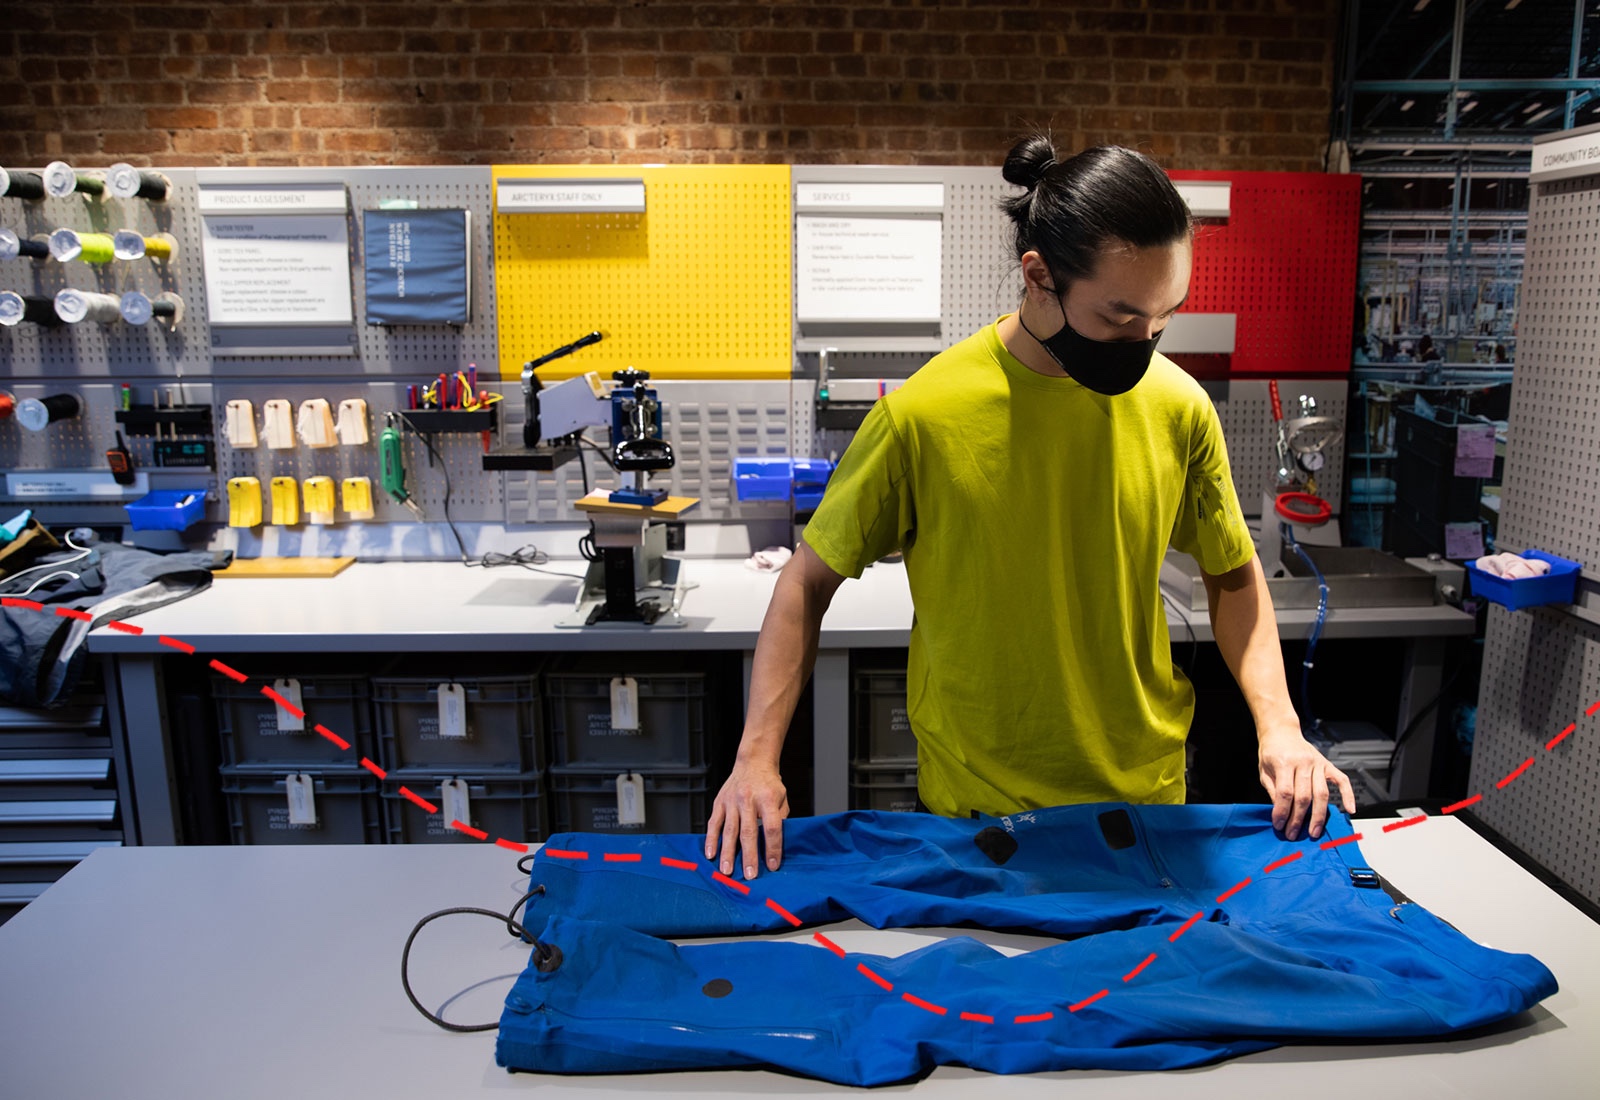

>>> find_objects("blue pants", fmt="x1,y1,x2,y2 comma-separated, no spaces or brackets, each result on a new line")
496,804,1557,1085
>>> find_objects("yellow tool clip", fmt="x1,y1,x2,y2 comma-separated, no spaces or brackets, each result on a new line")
340,476,375,520
302,475,336,525
226,477,262,528
269,476,300,526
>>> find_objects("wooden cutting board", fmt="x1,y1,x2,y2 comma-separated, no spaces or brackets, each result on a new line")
216,557,356,579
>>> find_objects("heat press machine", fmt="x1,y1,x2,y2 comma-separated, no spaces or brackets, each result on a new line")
1259,380,1343,577
561,367,698,628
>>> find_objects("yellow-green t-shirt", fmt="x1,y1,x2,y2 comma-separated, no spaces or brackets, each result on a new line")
803,318,1255,817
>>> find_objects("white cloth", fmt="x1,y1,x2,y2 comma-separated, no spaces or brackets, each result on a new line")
744,546,793,573
1474,552,1551,580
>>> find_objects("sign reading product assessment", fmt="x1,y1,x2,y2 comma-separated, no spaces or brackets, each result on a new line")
200,214,354,325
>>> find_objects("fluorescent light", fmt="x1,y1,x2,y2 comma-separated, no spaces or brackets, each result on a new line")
1401,99,1415,111
1522,101,1543,114
1462,100,1478,112
1414,0,1430,11
1527,107,1556,125
1505,0,1522,10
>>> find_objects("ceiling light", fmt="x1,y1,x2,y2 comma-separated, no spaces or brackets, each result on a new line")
1522,102,1543,114
1401,99,1415,111
1527,107,1556,125
1486,182,1498,189
1403,181,1415,189
1462,100,1478,113
1505,0,1522,10
1413,0,1430,11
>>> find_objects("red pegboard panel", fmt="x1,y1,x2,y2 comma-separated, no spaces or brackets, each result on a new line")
1170,171,1360,379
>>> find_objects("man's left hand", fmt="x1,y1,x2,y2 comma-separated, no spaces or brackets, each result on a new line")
1257,726,1357,841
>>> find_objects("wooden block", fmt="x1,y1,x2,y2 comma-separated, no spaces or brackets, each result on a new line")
572,490,700,519
216,556,356,579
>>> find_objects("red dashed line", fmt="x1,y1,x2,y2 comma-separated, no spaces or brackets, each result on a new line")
1497,757,1535,789
209,659,248,683
6,600,1592,1035
766,897,803,928
1070,989,1109,1013
1216,877,1251,903
399,786,437,814
1168,911,1204,942
1123,952,1158,982
858,963,893,991
1320,833,1363,850
261,686,303,717
813,933,846,958
712,870,751,895
315,724,350,751
1263,851,1303,874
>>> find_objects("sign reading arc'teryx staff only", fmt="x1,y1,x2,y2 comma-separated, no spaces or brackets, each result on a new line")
496,178,646,214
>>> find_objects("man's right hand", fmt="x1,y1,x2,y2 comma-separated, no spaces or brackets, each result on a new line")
705,758,788,879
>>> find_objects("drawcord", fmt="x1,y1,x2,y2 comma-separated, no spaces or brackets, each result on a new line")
401,881,560,1033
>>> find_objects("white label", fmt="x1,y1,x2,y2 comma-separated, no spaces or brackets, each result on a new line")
441,778,471,826
497,178,645,213
438,683,467,740
609,676,639,731
5,471,148,499
200,213,354,325
197,184,349,215
616,772,645,826
1173,181,1231,219
274,678,305,732
795,215,942,324
286,773,317,826
1158,312,1238,354
1531,129,1600,182
794,182,944,213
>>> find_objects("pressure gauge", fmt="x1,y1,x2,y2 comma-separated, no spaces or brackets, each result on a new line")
1297,450,1327,473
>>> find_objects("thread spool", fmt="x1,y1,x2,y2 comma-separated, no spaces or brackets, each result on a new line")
120,290,183,327
16,393,81,432
43,161,106,200
0,291,62,327
48,228,116,264
0,392,15,421
107,163,171,202
112,229,177,261
0,227,50,260
54,288,123,324
0,167,46,201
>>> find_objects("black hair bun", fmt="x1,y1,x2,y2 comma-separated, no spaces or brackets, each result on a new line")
1002,134,1060,191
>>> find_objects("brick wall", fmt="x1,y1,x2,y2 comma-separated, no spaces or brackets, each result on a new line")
0,0,1340,171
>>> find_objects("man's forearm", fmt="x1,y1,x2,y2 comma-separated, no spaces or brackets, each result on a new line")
737,565,831,767
1204,556,1300,737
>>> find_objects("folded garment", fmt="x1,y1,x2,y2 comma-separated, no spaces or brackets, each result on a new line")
497,804,1557,1084
1474,552,1551,579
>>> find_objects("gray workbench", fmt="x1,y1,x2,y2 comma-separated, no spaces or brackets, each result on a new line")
0,813,1592,1098
85,559,1475,843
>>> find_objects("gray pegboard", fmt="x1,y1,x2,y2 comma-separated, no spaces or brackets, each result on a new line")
1467,158,1600,907
503,380,798,525
1469,604,1600,907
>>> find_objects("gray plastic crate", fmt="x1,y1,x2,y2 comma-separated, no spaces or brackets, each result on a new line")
852,668,914,763
849,762,920,813
220,768,383,845
373,675,542,774
548,766,709,834
382,771,546,845
545,664,707,768
214,675,372,770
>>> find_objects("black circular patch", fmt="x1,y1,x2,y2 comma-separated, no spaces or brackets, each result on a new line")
701,978,734,998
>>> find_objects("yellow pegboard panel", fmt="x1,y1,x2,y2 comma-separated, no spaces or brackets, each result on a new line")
491,164,792,381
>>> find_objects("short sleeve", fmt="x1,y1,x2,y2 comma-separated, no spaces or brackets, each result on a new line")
1169,395,1256,575
802,399,915,579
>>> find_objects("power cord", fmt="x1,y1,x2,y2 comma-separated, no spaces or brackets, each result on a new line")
0,530,95,597
1281,524,1329,735
401,882,558,1034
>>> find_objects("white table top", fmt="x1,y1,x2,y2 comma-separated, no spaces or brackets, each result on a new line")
0,814,1593,1099
84,557,1473,654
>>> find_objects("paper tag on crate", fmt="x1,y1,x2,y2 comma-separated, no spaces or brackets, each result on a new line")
286,773,317,826
609,677,639,731
438,683,467,739
616,772,645,826
274,678,305,732
441,778,471,827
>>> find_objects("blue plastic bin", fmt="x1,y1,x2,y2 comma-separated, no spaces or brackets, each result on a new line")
1465,549,1582,611
125,489,207,532
733,458,835,510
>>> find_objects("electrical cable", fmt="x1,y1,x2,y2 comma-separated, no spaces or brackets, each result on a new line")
401,885,557,1033
1386,655,1472,781
1281,524,1328,734
0,530,94,595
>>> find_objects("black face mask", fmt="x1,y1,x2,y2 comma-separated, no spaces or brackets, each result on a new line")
1017,290,1161,396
